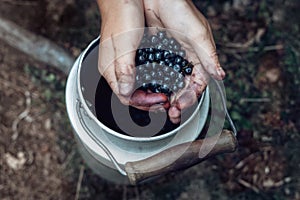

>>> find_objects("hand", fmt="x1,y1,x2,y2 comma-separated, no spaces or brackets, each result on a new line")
97,0,169,111
144,0,225,123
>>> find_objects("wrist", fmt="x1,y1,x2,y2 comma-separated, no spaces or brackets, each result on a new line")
97,0,143,18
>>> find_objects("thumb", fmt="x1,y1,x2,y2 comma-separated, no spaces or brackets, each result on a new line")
115,52,136,96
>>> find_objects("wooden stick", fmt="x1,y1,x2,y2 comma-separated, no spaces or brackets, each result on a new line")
0,17,75,74
125,130,237,185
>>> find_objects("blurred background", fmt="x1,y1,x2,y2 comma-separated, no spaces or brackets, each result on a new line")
0,0,299,199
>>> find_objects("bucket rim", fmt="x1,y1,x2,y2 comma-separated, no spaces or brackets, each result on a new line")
77,36,207,142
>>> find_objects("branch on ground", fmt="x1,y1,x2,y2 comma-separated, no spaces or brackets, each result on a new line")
0,16,75,74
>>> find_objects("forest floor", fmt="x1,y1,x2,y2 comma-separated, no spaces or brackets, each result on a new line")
0,0,299,199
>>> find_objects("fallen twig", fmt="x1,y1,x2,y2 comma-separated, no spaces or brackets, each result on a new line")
0,17,75,74
122,185,127,200
74,165,85,200
223,28,266,49
60,147,76,170
238,178,260,193
222,44,284,54
1,0,38,6
11,91,31,140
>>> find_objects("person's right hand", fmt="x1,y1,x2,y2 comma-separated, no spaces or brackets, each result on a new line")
97,0,169,111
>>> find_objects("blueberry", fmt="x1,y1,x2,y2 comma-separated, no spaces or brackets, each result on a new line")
163,51,170,58
173,64,181,72
138,55,146,63
168,45,173,50
142,82,148,88
137,49,144,55
136,74,141,82
151,35,159,44
181,59,188,67
184,66,193,75
177,73,184,80
173,44,180,50
178,81,185,89
164,76,171,83
164,58,171,65
160,84,169,93
143,74,151,81
157,79,163,85
150,70,156,77
169,71,176,78
148,53,155,62
154,52,162,61
156,71,163,78
163,66,170,73
169,38,176,45
174,56,182,64
157,31,167,40
172,85,178,92
178,50,186,57
141,38,149,45
154,85,161,93
137,65,144,71
156,44,165,50
145,48,154,53
169,52,176,59
162,38,169,46
159,61,165,66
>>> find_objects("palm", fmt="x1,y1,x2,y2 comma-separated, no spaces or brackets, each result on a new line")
143,0,225,123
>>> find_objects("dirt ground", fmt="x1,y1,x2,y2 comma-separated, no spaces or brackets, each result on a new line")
1,0,300,200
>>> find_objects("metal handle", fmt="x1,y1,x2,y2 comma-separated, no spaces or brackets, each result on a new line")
124,80,238,185
76,99,127,176
214,79,237,137
125,129,237,184
76,78,237,183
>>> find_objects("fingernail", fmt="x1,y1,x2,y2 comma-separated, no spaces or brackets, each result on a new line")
217,68,225,79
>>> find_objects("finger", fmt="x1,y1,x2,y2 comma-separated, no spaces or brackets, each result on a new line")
189,63,210,97
133,102,170,112
144,0,164,28
157,1,225,80
191,39,225,80
130,90,168,106
112,29,144,97
168,106,181,124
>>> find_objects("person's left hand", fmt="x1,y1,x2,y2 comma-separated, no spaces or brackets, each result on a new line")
143,0,225,123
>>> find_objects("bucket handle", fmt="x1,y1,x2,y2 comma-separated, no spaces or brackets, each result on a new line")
76,99,127,176
124,79,238,184
77,79,238,185
125,129,237,184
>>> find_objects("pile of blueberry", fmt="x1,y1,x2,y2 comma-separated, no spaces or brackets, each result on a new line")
135,31,194,96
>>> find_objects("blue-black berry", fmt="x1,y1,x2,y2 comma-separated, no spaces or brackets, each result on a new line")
135,30,194,96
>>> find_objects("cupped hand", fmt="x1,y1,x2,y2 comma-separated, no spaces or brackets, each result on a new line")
97,0,169,111
143,0,226,123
